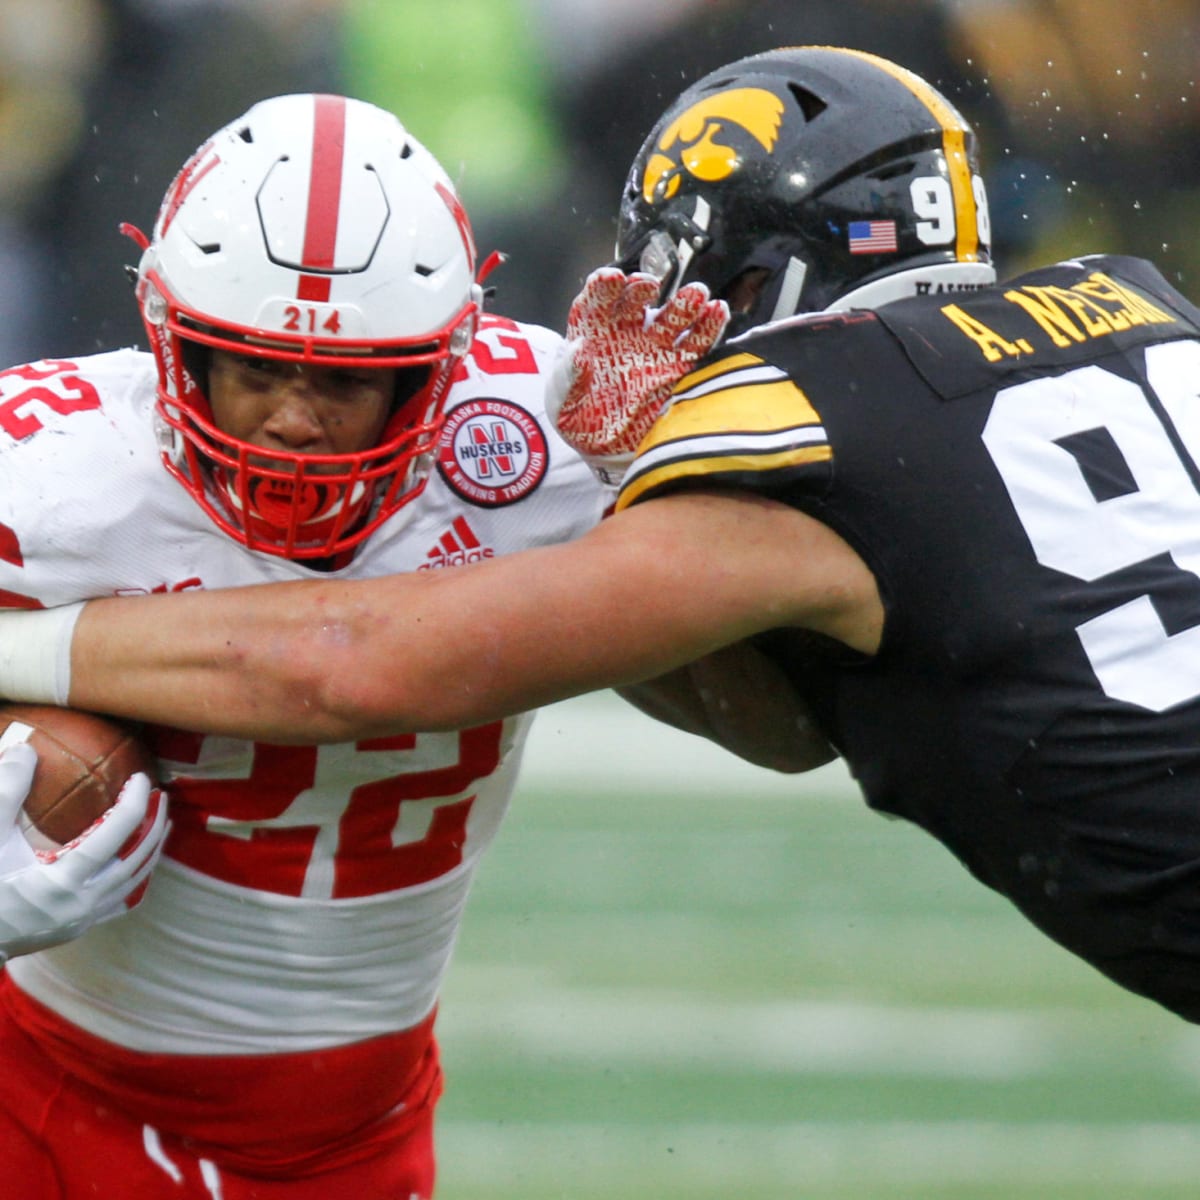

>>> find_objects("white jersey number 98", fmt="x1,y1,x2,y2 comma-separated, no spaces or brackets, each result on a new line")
983,340,1200,711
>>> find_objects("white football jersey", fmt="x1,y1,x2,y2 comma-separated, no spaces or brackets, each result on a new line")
0,317,607,1054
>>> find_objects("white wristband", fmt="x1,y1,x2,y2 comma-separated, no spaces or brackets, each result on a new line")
0,602,85,705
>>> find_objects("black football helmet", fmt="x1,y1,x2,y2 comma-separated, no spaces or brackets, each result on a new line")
615,46,995,333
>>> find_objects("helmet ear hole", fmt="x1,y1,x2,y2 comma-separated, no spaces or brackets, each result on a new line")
722,268,771,317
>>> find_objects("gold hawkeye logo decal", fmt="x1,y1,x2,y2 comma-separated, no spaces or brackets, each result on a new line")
641,87,785,203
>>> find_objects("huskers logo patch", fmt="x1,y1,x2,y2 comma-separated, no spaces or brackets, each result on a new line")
437,399,548,507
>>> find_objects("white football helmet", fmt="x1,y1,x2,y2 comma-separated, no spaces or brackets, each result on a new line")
127,93,483,559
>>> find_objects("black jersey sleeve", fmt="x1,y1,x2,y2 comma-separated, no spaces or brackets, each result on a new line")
615,338,840,512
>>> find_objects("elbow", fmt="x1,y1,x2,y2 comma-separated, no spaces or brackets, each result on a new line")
242,579,510,742
270,677,407,744
751,740,839,774
284,657,431,744
300,669,495,742
240,616,428,743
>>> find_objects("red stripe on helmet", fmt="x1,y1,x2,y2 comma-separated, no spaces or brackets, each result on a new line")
434,180,476,270
160,147,220,238
299,94,347,290
297,275,332,302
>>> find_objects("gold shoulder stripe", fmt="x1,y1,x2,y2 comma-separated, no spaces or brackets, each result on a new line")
645,380,821,452
617,444,833,511
676,351,767,390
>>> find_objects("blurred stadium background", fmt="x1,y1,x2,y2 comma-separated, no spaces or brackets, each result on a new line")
3,1,1200,1195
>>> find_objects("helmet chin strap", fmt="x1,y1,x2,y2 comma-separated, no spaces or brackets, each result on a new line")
671,197,711,299
769,258,810,322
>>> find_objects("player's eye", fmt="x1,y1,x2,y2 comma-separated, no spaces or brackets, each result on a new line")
240,356,285,377
329,369,372,387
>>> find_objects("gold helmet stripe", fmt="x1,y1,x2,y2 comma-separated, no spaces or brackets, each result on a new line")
821,46,981,264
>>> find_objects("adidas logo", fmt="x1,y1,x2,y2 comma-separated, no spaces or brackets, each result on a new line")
419,516,495,570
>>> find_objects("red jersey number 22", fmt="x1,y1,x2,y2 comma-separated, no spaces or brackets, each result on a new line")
152,723,504,898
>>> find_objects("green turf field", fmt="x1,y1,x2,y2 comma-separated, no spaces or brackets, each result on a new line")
435,694,1200,1199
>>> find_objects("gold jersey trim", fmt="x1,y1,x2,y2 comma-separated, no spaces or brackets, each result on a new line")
618,443,833,510
618,349,831,511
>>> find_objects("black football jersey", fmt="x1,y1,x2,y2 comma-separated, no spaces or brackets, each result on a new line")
618,255,1200,1019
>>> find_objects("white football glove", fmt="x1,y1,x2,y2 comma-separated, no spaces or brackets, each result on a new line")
0,741,169,961
547,268,729,487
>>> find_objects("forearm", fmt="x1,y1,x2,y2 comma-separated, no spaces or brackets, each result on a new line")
60,541,726,742
65,574,549,742
69,583,381,743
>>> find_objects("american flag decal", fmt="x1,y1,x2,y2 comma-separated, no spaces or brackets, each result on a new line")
847,220,898,254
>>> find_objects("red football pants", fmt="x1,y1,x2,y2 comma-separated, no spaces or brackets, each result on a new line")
0,978,441,1199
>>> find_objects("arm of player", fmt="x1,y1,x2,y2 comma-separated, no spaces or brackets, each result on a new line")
0,742,169,960
0,490,883,744
616,641,838,774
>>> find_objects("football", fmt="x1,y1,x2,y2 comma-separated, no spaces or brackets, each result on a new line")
0,704,158,851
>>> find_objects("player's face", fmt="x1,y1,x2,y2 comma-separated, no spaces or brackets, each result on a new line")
207,349,396,465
